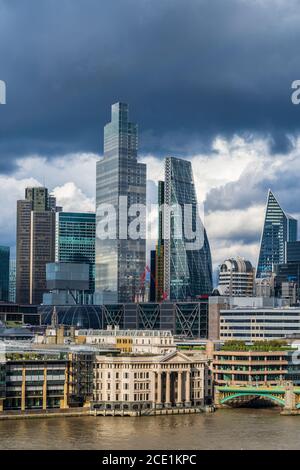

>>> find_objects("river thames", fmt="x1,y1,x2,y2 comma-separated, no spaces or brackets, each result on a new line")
0,408,299,450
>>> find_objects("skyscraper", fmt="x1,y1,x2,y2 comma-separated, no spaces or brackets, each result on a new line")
163,157,213,301
0,246,10,302
55,212,96,294
96,103,146,302
256,190,298,278
16,187,56,305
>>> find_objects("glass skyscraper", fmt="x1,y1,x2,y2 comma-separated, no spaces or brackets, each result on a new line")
0,246,10,302
96,103,146,302
256,190,298,278
163,157,213,301
55,212,96,293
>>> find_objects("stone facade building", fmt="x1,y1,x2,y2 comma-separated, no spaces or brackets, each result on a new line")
92,350,212,415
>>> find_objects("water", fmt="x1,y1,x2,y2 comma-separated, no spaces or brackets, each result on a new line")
0,409,299,450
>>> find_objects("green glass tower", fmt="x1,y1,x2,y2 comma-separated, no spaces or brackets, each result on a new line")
55,212,96,293
0,246,10,302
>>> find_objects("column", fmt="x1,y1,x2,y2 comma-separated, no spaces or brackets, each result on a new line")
21,367,26,411
176,371,182,406
157,370,162,407
42,367,47,410
185,371,191,407
165,371,171,407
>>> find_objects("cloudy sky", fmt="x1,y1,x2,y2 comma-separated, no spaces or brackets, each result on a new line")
1,0,300,269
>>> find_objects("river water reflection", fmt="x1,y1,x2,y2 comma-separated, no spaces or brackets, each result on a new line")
0,408,299,450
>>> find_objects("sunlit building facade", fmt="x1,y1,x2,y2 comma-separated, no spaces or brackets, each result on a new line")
96,103,146,303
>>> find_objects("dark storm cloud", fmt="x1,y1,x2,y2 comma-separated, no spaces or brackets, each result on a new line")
1,0,300,171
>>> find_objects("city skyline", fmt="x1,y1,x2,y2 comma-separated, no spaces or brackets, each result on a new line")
1,1,300,271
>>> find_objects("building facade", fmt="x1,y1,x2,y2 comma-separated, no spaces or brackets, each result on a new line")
55,212,96,294
40,300,210,338
256,190,297,279
9,258,16,303
218,257,255,296
0,246,10,302
96,102,146,303
213,349,289,387
92,350,212,414
77,327,176,355
219,306,300,341
16,187,57,305
163,157,212,301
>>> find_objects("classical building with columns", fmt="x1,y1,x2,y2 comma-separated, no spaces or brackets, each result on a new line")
92,350,212,415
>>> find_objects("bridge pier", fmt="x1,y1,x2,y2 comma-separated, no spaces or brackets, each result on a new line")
283,382,296,413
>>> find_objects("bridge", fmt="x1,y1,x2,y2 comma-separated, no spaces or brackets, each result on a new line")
215,383,300,410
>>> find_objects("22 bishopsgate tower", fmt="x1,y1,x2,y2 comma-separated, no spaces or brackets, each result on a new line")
96,103,146,303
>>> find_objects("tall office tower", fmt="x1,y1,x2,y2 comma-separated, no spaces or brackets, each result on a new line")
55,212,96,294
16,187,56,305
163,157,213,301
0,246,10,301
218,257,255,296
256,190,298,278
96,103,146,302
155,181,165,302
9,258,16,303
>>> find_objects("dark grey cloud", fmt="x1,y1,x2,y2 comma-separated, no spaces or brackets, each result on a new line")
1,0,300,171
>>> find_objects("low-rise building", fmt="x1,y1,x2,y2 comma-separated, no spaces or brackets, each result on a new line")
92,350,212,414
219,306,300,341
213,348,289,387
0,344,95,413
77,327,176,355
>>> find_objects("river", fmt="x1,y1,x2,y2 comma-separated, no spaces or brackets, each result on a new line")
0,409,299,450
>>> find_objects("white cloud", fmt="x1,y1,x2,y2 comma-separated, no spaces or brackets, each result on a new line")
52,182,94,212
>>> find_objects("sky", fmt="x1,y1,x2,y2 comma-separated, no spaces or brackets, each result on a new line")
1,0,300,269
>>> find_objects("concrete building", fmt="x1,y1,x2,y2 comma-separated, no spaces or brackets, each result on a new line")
218,257,255,296
16,187,57,305
213,349,289,387
92,350,212,415
219,306,300,341
77,327,176,355
208,295,289,341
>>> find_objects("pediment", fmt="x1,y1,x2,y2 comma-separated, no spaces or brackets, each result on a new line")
159,350,192,364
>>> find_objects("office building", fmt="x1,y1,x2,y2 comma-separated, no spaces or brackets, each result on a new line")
0,246,9,301
256,190,297,278
155,180,165,302
163,157,212,301
218,257,255,296
9,258,16,303
92,350,212,415
16,187,56,305
55,212,96,294
39,300,210,338
0,302,40,326
213,348,289,387
43,262,91,305
285,241,300,263
96,102,146,303
219,306,300,341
